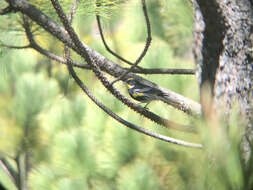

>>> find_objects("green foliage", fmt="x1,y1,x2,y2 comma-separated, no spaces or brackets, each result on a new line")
155,0,193,56
28,0,123,20
116,161,162,190
96,123,140,179
0,1,252,190
191,114,246,190
13,74,58,127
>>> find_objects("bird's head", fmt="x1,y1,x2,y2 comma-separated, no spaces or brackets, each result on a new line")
124,78,137,89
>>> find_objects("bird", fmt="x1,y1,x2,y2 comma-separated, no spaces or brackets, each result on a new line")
124,77,166,108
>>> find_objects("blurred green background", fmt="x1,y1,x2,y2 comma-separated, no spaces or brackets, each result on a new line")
0,0,246,189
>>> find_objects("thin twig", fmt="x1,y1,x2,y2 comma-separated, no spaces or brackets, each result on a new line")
64,39,202,148
96,15,142,68
52,0,202,136
110,0,152,85
6,0,201,116
51,0,201,130
96,15,194,75
20,17,194,76
0,35,195,74
61,0,201,146
32,45,194,76
0,159,18,188
22,15,90,70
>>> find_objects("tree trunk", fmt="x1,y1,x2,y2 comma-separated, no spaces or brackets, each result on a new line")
193,0,253,161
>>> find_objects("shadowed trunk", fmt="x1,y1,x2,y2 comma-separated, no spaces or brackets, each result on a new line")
193,0,253,161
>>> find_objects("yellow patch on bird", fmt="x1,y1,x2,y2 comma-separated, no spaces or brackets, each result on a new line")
127,78,134,81
132,92,144,98
126,84,133,89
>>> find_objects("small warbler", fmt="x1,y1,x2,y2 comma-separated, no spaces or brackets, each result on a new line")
124,78,166,107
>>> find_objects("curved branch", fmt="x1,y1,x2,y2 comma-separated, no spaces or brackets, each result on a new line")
96,16,194,76
110,0,152,85
50,0,199,133
0,159,18,187
64,44,202,148
31,47,195,75
21,19,194,75
6,0,202,116
61,3,201,146
21,15,90,70
96,15,140,67
95,0,152,76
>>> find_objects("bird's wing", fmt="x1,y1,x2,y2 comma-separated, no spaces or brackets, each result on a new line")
135,87,153,93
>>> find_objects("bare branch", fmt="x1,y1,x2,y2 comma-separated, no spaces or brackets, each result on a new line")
21,15,90,70
0,159,18,188
96,15,194,76
96,15,140,67
53,0,201,132
62,0,201,146
6,0,202,116
50,0,200,133
29,44,196,75
64,38,202,148
21,16,193,76
132,67,195,75
110,0,152,85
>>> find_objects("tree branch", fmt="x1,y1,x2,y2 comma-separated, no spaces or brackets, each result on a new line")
15,155,26,190
0,158,18,188
60,2,201,147
132,67,195,74
6,0,201,117
96,15,140,68
21,18,195,75
63,36,202,148
96,15,194,75
110,0,152,85
49,0,199,133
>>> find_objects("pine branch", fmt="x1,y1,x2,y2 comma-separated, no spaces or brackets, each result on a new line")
61,0,201,147
5,0,201,116
64,37,202,148
49,0,199,133
110,0,152,85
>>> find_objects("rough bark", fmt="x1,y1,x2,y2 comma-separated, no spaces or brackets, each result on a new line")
194,0,253,160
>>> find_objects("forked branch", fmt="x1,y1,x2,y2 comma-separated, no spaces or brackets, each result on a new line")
50,0,202,147
110,0,152,85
